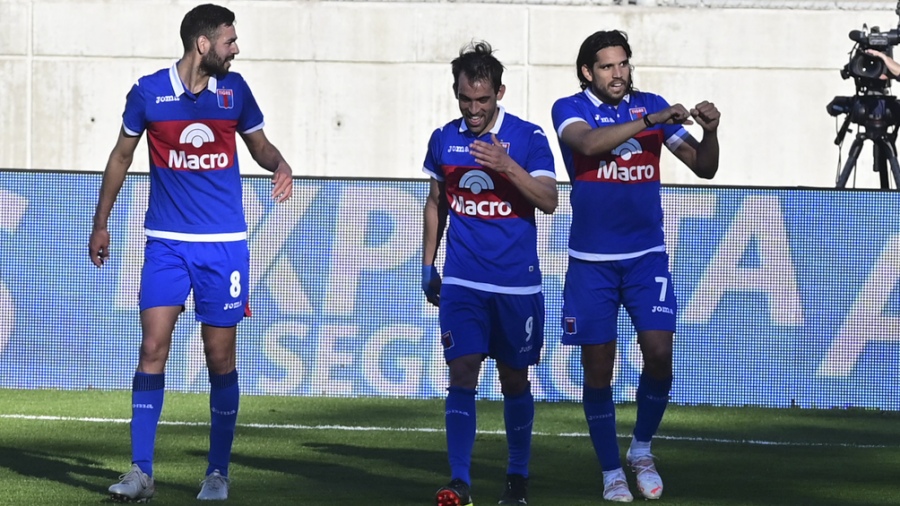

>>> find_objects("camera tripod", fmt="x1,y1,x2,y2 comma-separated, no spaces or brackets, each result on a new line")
832,93,900,189
835,124,900,189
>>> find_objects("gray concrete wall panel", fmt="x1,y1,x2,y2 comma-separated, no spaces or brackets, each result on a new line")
2,0,898,189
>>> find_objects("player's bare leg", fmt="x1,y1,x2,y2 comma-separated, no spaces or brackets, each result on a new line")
109,306,179,502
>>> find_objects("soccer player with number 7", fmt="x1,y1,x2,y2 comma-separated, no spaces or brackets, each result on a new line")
550,30,719,502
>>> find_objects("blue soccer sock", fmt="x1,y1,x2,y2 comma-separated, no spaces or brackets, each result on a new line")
583,385,621,472
633,371,672,444
207,369,239,477
131,372,165,477
503,385,534,477
445,386,477,485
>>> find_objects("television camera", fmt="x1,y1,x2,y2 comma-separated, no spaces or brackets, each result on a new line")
827,4,900,189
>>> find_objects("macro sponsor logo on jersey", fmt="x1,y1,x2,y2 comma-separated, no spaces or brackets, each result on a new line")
445,167,514,218
443,165,534,219
148,119,237,171
573,132,663,183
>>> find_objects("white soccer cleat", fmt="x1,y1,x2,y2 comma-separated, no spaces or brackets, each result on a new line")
108,464,155,503
602,469,633,503
626,450,663,500
197,469,230,501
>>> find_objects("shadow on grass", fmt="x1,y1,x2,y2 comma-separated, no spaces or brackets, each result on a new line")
0,446,110,495
0,445,207,503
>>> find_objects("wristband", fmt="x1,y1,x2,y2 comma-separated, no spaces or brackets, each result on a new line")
643,115,654,128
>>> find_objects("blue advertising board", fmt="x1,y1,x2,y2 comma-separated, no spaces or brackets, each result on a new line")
0,171,897,409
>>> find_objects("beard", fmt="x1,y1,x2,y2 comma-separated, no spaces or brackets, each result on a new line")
593,78,630,104
200,51,231,76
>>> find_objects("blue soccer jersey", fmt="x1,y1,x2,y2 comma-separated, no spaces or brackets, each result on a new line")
551,89,689,259
423,108,556,293
122,62,264,238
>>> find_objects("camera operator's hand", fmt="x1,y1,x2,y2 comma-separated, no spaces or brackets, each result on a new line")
691,101,720,132
865,49,900,79
648,104,694,126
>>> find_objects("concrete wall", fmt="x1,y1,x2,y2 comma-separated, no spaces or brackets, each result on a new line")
1,0,897,188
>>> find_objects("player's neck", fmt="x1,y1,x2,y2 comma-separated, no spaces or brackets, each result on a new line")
176,55,212,95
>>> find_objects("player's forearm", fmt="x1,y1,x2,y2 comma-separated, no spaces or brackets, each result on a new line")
253,143,289,174
507,169,557,215
422,199,446,265
693,131,720,179
572,121,646,157
93,155,132,231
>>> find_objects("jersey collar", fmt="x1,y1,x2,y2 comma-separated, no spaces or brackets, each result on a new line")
584,88,631,108
458,106,507,135
168,62,219,97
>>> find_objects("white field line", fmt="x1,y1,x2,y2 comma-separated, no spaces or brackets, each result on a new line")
0,413,894,449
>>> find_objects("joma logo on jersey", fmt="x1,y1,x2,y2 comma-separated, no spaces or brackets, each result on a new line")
167,123,231,170
223,301,243,310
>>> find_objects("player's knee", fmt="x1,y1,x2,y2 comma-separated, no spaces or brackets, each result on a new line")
583,367,614,388
498,368,529,396
582,357,614,387
138,339,170,363
447,354,483,389
642,349,673,378
203,348,235,374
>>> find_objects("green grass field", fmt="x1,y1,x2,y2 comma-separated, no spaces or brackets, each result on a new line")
0,389,898,505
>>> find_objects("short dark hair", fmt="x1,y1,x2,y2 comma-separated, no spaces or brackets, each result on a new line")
576,30,633,91
451,41,505,96
180,4,236,52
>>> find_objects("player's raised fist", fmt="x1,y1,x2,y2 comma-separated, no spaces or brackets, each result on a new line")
690,101,720,131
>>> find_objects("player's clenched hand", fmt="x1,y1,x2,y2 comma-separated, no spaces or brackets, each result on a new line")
470,134,514,173
690,101,720,132
271,164,293,203
422,265,441,307
651,104,693,126
89,229,110,268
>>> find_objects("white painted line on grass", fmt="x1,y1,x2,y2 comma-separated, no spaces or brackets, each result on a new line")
0,413,894,449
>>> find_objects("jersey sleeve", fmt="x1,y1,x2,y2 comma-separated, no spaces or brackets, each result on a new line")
551,96,588,139
653,94,690,151
237,76,265,134
121,82,147,137
422,127,445,181
525,126,556,180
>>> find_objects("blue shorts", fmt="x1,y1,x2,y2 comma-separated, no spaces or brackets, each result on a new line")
439,284,544,369
561,252,677,345
139,238,250,327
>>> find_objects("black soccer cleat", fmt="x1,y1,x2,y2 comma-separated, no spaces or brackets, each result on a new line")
435,478,473,506
498,474,528,505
